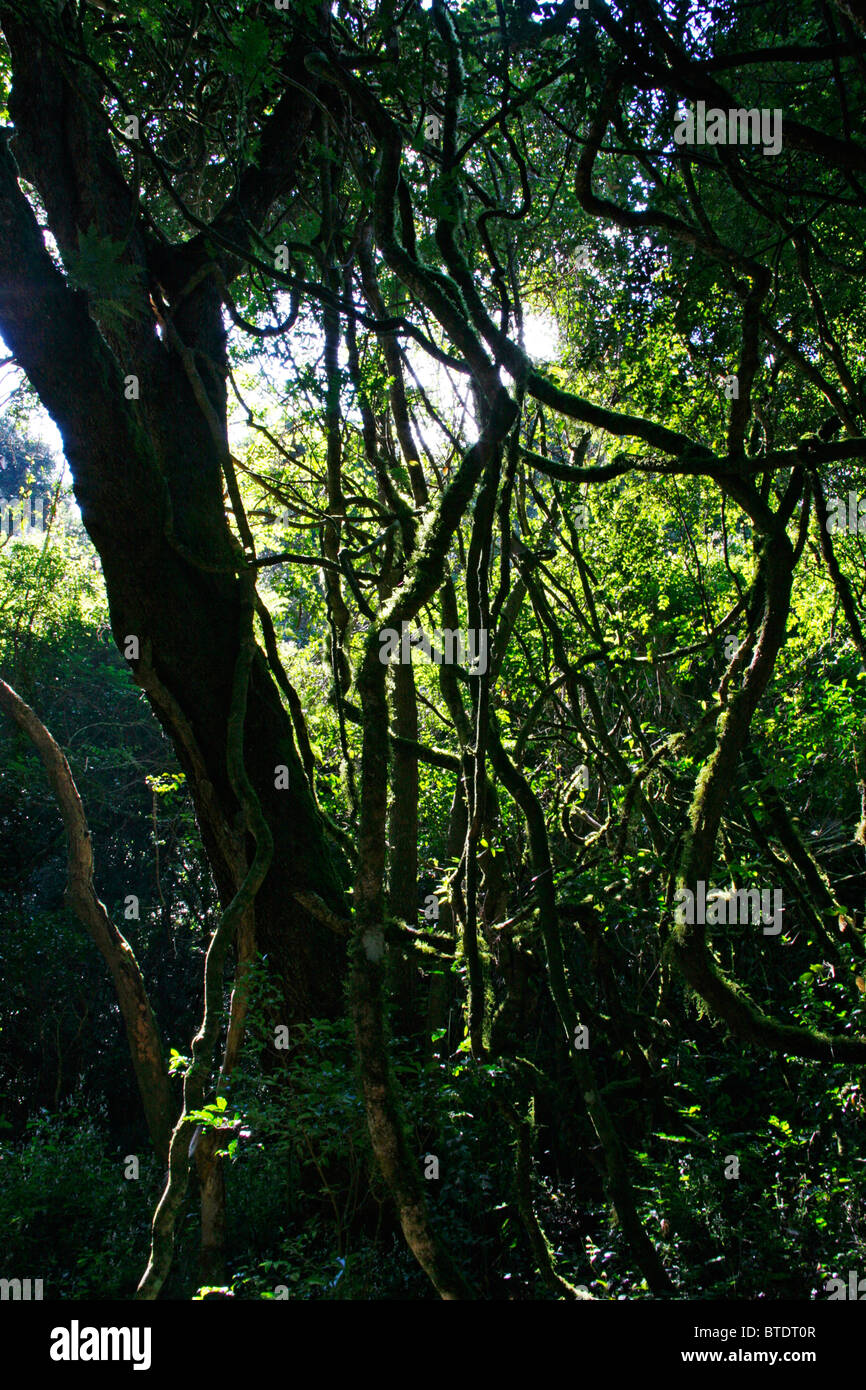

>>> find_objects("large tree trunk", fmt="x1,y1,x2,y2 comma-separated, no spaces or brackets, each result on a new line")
0,16,348,1025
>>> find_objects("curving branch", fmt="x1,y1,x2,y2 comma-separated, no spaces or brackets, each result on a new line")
0,675,173,1162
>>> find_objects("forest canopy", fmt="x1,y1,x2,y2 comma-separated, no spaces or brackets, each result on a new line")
0,0,865,1308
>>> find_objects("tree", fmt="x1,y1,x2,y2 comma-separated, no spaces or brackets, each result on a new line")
0,674,173,1162
0,416,56,497
1,0,866,1301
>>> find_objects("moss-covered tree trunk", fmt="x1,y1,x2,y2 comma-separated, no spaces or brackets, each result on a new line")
0,20,348,1029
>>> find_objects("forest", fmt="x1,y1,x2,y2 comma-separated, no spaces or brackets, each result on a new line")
0,0,865,1327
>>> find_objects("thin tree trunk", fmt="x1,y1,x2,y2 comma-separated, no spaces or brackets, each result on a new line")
195,904,257,1284
0,676,173,1162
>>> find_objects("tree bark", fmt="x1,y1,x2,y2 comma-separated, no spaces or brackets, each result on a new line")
0,87,347,1029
